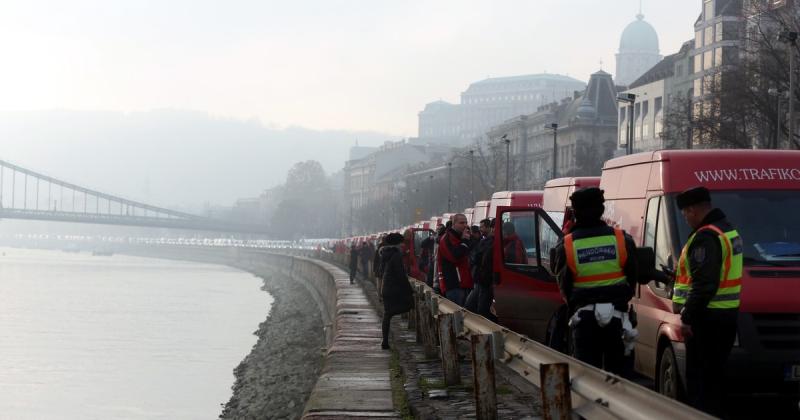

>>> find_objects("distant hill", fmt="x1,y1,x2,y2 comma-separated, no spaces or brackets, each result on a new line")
0,109,395,212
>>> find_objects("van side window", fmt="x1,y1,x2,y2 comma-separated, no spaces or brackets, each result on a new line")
501,212,535,267
644,196,674,298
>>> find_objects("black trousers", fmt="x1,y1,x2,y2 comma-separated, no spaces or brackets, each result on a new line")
685,310,737,417
381,309,407,345
349,265,357,283
571,311,624,375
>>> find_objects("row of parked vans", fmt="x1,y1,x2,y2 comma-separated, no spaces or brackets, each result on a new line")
338,149,800,403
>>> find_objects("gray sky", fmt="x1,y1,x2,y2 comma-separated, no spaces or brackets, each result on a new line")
0,0,699,137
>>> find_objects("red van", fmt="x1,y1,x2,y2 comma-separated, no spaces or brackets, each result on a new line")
597,150,800,401
473,200,491,223
492,151,800,403
486,191,562,341
543,177,601,232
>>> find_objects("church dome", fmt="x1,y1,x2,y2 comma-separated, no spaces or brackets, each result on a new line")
619,14,659,53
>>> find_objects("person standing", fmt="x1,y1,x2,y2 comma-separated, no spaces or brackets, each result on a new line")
552,187,640,375
437,214,473,306
348,243,359,285
359,241,372,280
465,218,495,320
672,187,741,417
380,233,414,350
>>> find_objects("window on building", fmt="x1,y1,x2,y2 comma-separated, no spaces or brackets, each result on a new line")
694,78,703,96
715,47,722,67
705,26,714,46
642,100,650,139
676,64,684,77
694,54,703,73
634,102,642,140
704,50,713,70
715,22,723,42
704,0,714,21
654,97,664,138
695,30,703,49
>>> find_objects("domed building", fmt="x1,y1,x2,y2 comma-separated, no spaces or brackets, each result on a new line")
616,13,662,87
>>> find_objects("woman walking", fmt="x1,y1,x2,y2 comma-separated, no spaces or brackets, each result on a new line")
380,233,414,350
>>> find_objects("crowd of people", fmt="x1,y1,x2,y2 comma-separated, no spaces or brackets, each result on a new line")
339,185,740,417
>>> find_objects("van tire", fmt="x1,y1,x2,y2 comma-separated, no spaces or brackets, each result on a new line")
657,345,684,400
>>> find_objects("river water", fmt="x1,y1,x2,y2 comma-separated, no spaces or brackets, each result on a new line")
0,247,272,419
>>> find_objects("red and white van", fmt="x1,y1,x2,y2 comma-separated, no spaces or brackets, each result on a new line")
598,149,800,400
492,150,800,404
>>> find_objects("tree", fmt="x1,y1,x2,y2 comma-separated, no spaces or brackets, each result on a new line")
270,160,337,239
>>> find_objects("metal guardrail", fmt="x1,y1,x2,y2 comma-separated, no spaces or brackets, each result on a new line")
408,278,716,420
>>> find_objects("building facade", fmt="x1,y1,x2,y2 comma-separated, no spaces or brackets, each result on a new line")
616,13,663,87
487,71,621,189
417,74,586,147
618,40,695,152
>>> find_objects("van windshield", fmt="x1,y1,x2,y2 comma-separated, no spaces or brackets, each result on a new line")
671,191,800,266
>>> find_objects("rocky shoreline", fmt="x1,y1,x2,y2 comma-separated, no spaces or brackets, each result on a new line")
219,267,325,420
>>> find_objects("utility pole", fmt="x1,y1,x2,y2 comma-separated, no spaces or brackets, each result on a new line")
469,150,475,204
447,162,452,212
502,134,510,190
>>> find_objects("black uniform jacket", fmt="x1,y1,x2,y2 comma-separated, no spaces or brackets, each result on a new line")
552,220,640,312
675,208,738,325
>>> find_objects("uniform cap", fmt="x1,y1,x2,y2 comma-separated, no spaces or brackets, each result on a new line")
385,232,404,246
570,187,605,210
676,186,711,210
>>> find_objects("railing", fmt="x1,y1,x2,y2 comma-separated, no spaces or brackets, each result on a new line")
407,278,715,420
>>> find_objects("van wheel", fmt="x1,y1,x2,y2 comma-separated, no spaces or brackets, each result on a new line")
657,346,683,400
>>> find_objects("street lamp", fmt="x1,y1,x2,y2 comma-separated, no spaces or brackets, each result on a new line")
469,149,475,204
429,174,434,214
768,88,787,149
779,31,798,148
447,162,453,212
545,123,558,180
502,134,511,190
617,93,636,154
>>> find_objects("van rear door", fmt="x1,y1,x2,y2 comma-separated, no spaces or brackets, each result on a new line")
408,228,434,281
492,206,565,342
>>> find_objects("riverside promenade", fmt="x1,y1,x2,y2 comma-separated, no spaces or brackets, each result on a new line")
299,260,399,419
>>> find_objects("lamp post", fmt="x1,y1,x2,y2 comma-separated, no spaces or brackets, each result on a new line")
768,88,785,149
502,134,511,190
447,162,453,212
429,174,434,215
469,149,475,204
617,93,636,154
779,31,798,148
545,123,558,181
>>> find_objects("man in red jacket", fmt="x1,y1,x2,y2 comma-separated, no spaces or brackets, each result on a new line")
438,213,474,306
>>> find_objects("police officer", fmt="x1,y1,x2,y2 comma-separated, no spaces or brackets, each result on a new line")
552,187,640,374
673,186,741,416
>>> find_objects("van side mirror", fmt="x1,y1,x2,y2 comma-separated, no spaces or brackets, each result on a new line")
635,246,656,282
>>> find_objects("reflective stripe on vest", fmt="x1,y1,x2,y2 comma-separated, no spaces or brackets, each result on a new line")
564,229,628,289
672,224,742,309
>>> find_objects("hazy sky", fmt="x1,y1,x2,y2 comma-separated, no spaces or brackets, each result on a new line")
0,0,700,137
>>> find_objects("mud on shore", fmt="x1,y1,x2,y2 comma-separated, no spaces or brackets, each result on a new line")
219,268,325,420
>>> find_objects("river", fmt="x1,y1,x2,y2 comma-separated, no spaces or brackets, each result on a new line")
0,247,272,419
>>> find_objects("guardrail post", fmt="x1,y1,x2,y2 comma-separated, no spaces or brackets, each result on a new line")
422,290,438,358
407,298,416,330
415,286,424,343
429,297,440,346
540,363,572,420
471,334,497,420
438,313,461,386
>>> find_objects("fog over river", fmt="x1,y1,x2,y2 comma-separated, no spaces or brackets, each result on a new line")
0,248,272,419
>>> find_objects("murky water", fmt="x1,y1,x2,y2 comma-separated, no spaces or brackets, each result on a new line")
0,247,272,419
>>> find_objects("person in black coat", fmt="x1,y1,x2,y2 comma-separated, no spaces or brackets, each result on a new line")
380,233,414,350
348,243,359,284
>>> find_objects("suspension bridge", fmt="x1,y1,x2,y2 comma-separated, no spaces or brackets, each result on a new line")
0,159,269,234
